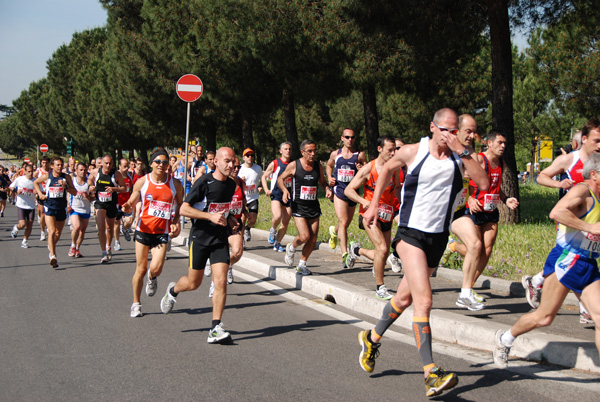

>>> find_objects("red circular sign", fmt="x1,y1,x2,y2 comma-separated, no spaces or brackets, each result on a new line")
40,144,48,153
24,158,31,163
176,74,203,102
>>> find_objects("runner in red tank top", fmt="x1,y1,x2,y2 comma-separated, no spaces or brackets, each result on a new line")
344,136,400,300
122,149,184,318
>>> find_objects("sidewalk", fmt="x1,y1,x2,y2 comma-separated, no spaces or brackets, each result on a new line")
173,225,600,374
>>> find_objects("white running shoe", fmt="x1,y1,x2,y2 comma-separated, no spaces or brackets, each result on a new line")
208,281,215,298
521,275,540,309
387,254,402,273
296,265,312,276
268,228,276,245
130,302,143,318
49,254,58,269
207,323,231,344
285,243,295,266
227,267,234,284
21,239,30,248
107,247,112,261
375,285,393,300
68,246,76,257
244,227,251,242
40,231,47,241
101,252,109,264
146,271,158,297
492,330,511,368
456,295,485,311
205,259,212,277
114,241,121,251
347,241,360,269
160,282,177,313
11,225,18,238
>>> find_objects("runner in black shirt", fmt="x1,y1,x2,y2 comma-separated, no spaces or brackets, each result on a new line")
278,140,331,275
160,147,238,344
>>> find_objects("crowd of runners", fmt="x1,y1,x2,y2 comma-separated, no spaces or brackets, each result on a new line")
2,109,600,397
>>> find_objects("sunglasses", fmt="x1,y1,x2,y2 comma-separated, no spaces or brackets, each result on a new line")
396,146,402,150
433,122,458,135
153,159,169,165
234,165,242,169
343,136,355,140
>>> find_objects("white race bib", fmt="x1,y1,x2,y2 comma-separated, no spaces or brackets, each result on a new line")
22,188,34,197
230,200,242,216
148,200,172,220
48,186,64,199
484,194,500,212
300,186,317,201
98,191,112,203
581,232,600,252
337,168,354,183
377,203,393,223
245,184,257,197
208,202,230,217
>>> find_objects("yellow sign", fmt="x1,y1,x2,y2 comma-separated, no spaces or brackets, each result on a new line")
536,136,553,163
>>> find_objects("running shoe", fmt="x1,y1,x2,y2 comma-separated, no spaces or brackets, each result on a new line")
244,227,251,242
130,302,143,318
580,310,594,324
49,254,58,269
438,238,455,267
114,241,121,251
273,243,285,252
208,281,215,298
11,225,18,238
424,367,458,397
342,252,349,269
492,329,511,368
68,246,76,257
75,249,83,258
328,225,338,249
40,231,47,241
347,241,360,269
205,259,212,277
296,265,312,276
160,282,177,313
21,239,30,248
387,254,403,273
227,267,234,284
375,285,393,300
456,295,484,311
107,247,112,261
358,330,380,373
207,323,231,344
472,290,485,303
121,225,131,242
101,252,109,264
521,275,540,309
284,243,295,266
146,271,157,297
268,228,276,245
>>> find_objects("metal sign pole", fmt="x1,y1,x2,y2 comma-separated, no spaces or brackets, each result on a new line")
183,101,191,194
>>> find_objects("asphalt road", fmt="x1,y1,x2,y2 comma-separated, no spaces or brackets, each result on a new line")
1,206,598,401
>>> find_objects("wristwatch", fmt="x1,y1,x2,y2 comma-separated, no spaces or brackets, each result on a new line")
458,149,470,158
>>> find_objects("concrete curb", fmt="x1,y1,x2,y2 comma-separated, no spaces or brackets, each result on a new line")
172,226,599,373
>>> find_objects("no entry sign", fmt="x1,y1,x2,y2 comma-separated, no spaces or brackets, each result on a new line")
40,144,48,153
176,74,203,102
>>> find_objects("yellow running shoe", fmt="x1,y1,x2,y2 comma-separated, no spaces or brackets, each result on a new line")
358,330,380,373
425,366,458,397
328,226,338,249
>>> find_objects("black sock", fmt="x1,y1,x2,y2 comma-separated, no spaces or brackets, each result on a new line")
212,319,221,328
352,244,361,255
169,287,178,297
376,284,384,291
366,330,374,344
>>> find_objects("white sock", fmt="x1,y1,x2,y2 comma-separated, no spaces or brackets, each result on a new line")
13,224,18,232
298,259,306,267
460,288,472,298
532,272,545,288
580,302,589,314
500,330,515,347
289,244,296,252
71,243,76,248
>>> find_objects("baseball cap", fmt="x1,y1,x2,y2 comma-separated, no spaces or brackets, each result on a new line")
243,148,255,156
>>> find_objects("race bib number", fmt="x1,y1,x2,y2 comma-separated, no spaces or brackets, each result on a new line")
581,232,600,252
230,200,242,216
148,200,172,219
377,203,393,223
484,194,500,212
283,177,292,188
337,168,354,183
48,186,64,199
208,202,230,217
40,182,47,192
75,190,86,200
300,186,317,201
98,191,112,203
245,184,258,197
457,188,468,209
21,188,34,197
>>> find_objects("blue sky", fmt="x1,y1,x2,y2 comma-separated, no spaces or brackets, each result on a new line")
0,1,530,108
0,0,107,106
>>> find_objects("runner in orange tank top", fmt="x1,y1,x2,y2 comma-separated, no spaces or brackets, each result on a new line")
344,136,400,300
122,149,184,318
